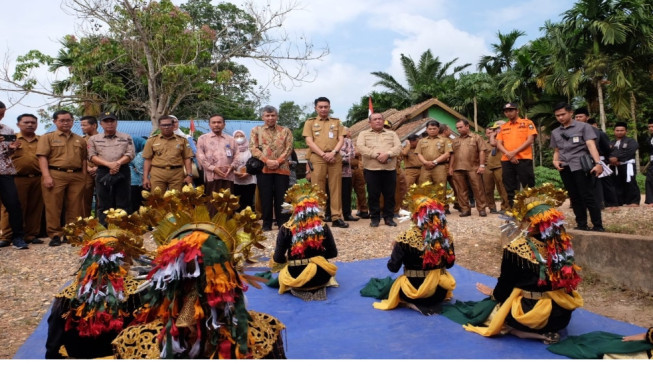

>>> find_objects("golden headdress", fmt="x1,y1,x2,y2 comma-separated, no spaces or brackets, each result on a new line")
141,185,265,270
403,182,454,214
284,181,327,209
506,183,567,222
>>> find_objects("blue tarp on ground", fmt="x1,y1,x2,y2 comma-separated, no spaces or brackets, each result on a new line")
14,258,645,359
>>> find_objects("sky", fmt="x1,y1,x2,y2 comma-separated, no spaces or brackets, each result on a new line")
0,0,574,133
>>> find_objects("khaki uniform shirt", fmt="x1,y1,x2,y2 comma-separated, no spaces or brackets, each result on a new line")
142,134,194,167
36,130,87,169
83,135,97,169
356,128,402,171
484,140,503,170
451,133,485,171
302,117,346,157
401,144,422,168
13,133,40,176
88,132,135,163
415,136,452,162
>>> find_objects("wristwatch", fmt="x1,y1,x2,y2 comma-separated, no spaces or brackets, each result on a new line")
187,173,193,177
433,160,438,165
479,164,486,168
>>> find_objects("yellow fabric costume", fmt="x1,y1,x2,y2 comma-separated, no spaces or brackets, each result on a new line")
373,269,456,310
278,256,338,293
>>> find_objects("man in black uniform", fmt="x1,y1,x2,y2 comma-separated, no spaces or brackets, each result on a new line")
646,121,653,206
609,122,640,206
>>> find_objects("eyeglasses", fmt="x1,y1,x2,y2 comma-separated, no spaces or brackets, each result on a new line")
160,124,173,128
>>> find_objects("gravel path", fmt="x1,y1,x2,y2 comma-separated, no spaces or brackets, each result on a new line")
1,201,652,358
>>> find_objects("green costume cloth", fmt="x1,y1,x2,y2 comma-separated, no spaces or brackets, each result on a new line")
255,271,280,288
440,298,498,325
360,277,395,300
547,331,652,359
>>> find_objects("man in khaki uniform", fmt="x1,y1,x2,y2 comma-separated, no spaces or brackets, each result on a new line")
0,113,44,244
416,120,452,210
303,97,348,228
36,110,87,247
357,113,402,227
483,121,509,213
449,119,487,217
80,116,98,217
402,134,422,187
88,112,135,226
143,115,194,192
350,151,369,218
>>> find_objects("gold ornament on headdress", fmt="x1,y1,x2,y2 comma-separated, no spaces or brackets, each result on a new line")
403,181,455,214
142,185,265,271
63,208,153,261
506,183,568,222
284,181,327,209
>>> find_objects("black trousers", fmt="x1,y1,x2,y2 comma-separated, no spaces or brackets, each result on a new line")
559,166,602,228
0,175,24,240
257,173,289,227
95,165,131,226
341,177,352,217
646,164,653,204
130,185,144,213
234,183,257,211
601,174,619,207
364,169,396,221
501,159,535,207
615,165,641,205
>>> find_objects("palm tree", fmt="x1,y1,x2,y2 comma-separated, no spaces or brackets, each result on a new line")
478,29,526,76
371,49,470,108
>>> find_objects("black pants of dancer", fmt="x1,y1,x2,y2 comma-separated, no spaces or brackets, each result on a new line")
559,166,603,229
364,169,396,222
501,159,535,207
257,173,289,227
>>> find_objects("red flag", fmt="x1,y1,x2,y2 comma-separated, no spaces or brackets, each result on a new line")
368,96,374,116
189,119,196,134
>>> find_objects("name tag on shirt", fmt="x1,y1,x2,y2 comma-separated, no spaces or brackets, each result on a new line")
226,149,232,157
329,131,334,139
572,136,579,143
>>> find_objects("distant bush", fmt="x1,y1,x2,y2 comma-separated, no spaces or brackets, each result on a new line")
534,165,563,189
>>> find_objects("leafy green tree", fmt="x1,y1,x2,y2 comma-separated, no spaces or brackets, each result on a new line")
478,29,526,76
278,101,305,129
371,49,470,108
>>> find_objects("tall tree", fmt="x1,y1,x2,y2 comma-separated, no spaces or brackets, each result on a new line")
477,29,526,76
371,49,470,108
3,0,327,130
278,100,305,129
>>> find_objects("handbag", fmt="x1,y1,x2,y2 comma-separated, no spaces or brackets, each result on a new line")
245,126,264,175
579,153,594,174
246,156,264,175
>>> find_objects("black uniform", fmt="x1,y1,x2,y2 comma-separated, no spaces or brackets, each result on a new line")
645,134,653,204
610,137,641,205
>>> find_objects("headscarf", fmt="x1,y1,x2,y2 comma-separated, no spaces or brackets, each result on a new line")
133,136,146,154
233,129,248,152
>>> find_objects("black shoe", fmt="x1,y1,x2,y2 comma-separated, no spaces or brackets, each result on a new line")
489,208,498,214
49,236,62,247
384,218,397,227
479,211,487,217
30,238,45,244
459,211,471,217
370,220,380,227
574,225,590,231
344,215,360,222
357,211,370,219
0,240,10,248
445,209,451,215
332,219,349,228
324,215,332,222
592,226,605,232
13,238,29,250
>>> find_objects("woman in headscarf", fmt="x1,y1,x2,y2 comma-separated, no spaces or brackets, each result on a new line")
232,129,257,211
129,137,146,213
372,182,456,315
272,181,338,301
461,183,583,344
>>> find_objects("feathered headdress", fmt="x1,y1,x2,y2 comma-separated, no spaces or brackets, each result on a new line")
503,183,580,291
61,209,153,338
402,182,455,268
132,186,266,359
282,181,328,258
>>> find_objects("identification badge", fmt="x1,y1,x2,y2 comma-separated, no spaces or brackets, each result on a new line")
315,132,320,136
572,136,579,143
226,149,232,157
329,131,334,139
623,143,628,148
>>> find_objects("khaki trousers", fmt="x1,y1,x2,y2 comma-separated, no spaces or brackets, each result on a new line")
150,167,185,192
452,169,487,214
309,154,343,220
352,166,368,213
404,167,421,187
419,165,449,208
83,173,95,218
42,170,85,238
483,167,509,211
